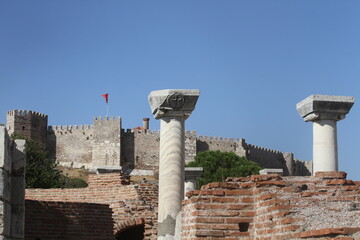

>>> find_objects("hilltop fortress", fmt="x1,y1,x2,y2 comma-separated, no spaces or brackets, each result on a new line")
5,109,311,176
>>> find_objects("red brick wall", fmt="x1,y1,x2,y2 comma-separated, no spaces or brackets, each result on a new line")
182,172,360,240
25,200,115,240
25,173,158,240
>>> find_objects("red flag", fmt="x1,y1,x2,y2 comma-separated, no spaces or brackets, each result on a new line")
101,93,109,103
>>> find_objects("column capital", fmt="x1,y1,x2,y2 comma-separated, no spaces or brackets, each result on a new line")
148,89,200,119
296,94,354,122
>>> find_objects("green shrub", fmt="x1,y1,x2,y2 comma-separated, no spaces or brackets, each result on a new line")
63,177,88,188
187,150,262,188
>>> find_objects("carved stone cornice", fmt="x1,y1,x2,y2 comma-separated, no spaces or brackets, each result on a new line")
148,89,200,119
296,95,354,122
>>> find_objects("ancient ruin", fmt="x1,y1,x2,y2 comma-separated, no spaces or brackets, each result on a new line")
5,109,311,177
0,92,358,240
148,89,200,239
297,95,355,173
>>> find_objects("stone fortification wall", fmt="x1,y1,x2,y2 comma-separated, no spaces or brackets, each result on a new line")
294,158,312,176
6,110,48,146
182,171,360,239
48,116,121,169
5,109,311,176
121,129,160,171
185,131,197,164
244,143,294,175
0,126,26,240
121,129,197,172
196,136,246,157
25,172,158,240
92,117,121,167
47,125,94,168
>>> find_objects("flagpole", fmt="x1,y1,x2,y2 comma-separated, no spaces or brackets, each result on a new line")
107,103,109,117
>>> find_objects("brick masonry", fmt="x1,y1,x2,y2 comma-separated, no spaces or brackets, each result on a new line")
25,172,158,240
182,171,360,239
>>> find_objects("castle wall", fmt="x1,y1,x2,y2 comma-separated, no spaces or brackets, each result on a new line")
294,158,312,176
133,129,159,170
244,143,292,175
25,172,158,240
47,125,94,168
121,130,197,172
92,117,122,167
6,110,48,146
197,136,238,153
182,172,360,239
185,131,197,164
5,109,312,176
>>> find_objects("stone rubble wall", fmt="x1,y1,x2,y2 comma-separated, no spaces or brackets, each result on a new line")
0,126,26,240
121,129,160,171
6,110,312,176
47,125,94,168
6,110,48,146
92,117,121,167
25,172,158,240
182,171,360,239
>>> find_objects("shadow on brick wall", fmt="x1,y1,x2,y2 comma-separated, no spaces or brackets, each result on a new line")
25,200,115,240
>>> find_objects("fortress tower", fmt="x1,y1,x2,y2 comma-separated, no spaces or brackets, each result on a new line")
6,110,48,146
92,116,122,167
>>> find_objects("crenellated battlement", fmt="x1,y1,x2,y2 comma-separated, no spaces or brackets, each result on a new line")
197,135,244,143
48,125,94,131
245,143,282,154
4,109,310,176
122,129,160,134
7,109,47,118
185,130,197,135
93,116,121,121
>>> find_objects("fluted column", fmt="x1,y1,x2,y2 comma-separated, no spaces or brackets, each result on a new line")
296,95,354,174
148,89,200,239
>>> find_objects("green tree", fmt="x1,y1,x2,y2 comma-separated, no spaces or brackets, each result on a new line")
186,150,262,188
12,134,87,188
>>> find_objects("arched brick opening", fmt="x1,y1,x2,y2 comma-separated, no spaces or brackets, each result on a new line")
115,218,145,240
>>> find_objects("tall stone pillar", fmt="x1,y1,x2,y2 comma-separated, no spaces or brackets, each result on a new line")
148,89,200,239
296,95,354,174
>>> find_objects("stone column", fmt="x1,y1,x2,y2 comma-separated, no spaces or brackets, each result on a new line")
184,167,203,197
148,89,200,239
296,95,354,174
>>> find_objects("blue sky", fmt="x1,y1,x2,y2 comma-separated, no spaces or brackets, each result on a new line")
1,1,359,180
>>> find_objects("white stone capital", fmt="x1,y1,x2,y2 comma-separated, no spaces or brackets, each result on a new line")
296,94,354,122
148,89,200,120
296,94,354,175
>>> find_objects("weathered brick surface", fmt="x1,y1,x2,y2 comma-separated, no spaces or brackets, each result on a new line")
25,172,158,240
182,172,360,239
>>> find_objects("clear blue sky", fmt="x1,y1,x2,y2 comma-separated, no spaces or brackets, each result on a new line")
1,1,359,180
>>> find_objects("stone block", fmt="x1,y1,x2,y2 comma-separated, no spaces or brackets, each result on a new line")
0,127,11,172
0,169,11,202
10,177,24,205
11,205,24,238
0,202,11,237
259,168,284,175
11,140,25,177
